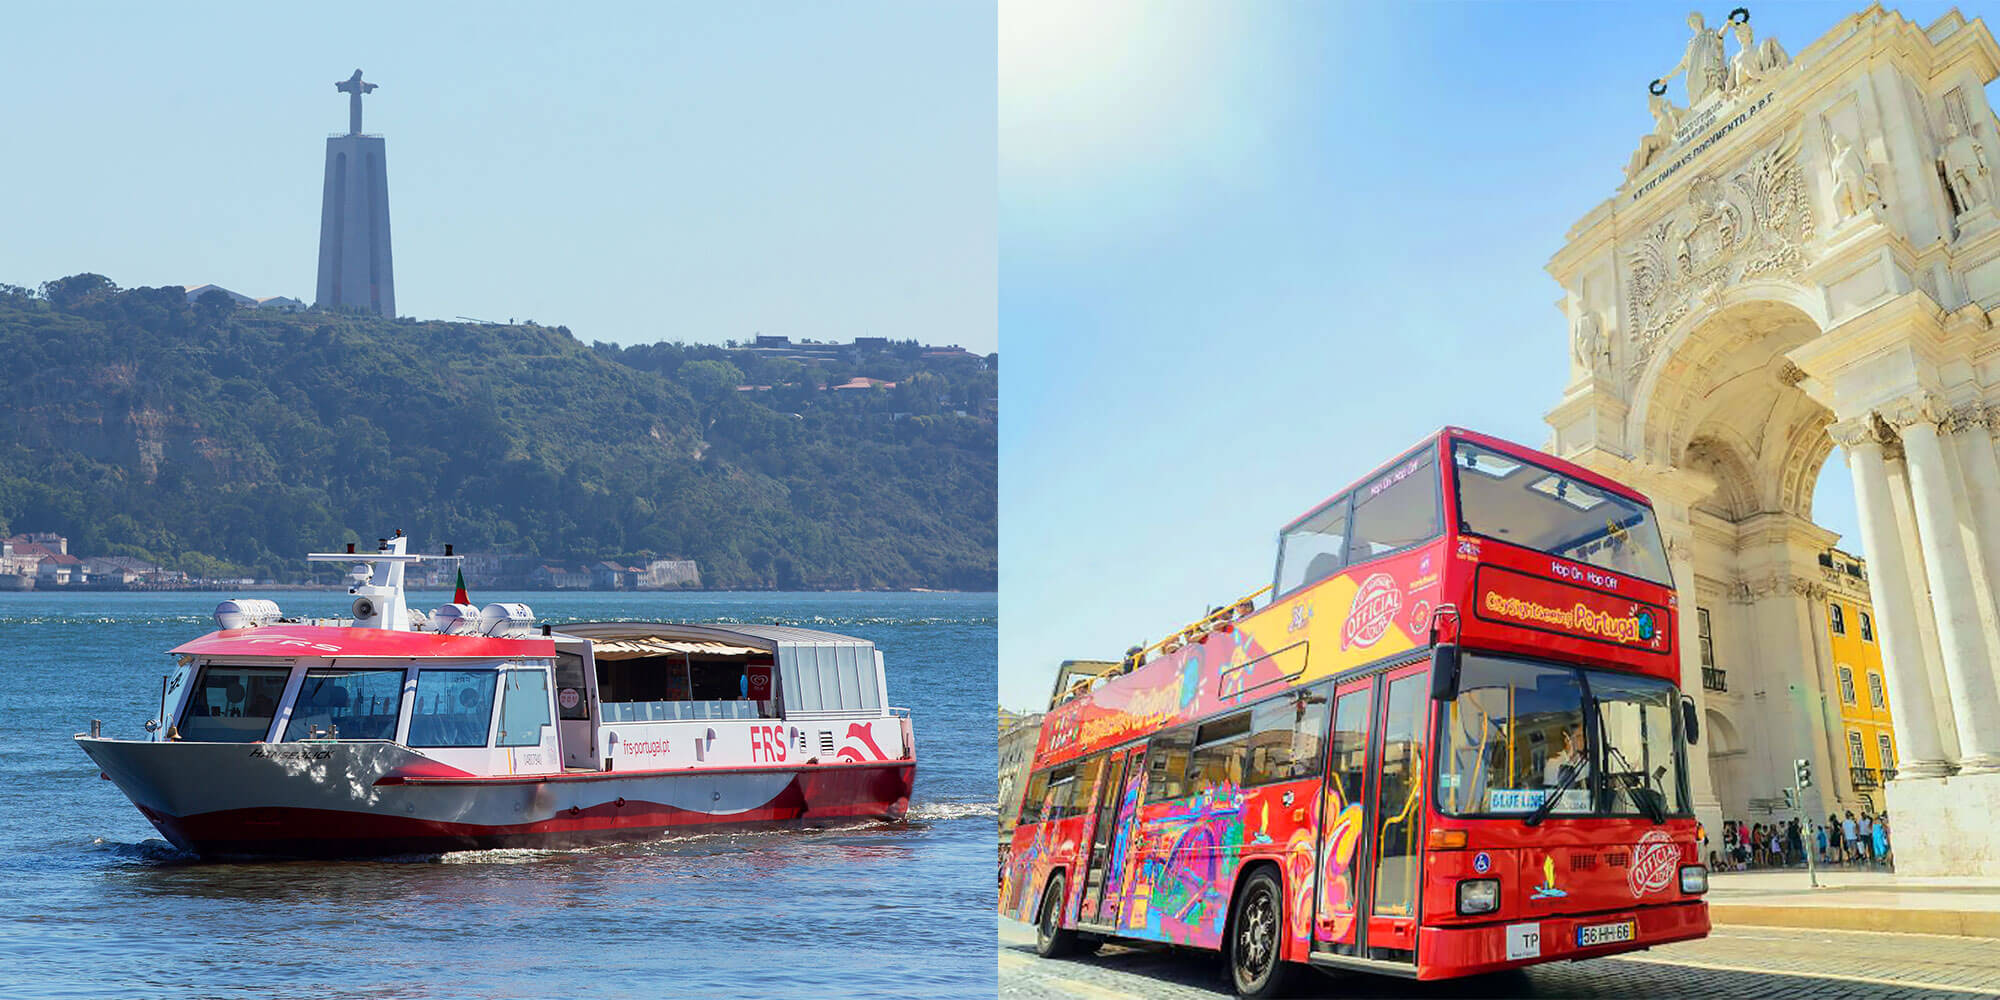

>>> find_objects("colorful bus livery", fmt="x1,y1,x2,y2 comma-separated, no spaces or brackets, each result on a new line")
1004,428,1708,995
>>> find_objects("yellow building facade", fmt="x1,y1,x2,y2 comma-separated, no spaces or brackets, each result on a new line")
1823,548,1898,813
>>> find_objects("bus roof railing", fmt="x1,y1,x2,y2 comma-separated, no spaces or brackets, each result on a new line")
1046,585,1274,708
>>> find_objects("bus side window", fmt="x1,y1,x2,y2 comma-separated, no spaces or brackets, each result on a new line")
1189,712,1252,795
1020,768,1051,825
1062,755,1106,819
1148,728,1195,801
1348,445,1441,561
1246,685,1332,785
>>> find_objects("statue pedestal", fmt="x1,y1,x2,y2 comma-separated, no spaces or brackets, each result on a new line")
1953,203,2000,244
1825,203,1886,247
1884,770,2000,875
314,134,396,318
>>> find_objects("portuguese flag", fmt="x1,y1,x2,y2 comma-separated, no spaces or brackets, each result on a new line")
453,567,470,605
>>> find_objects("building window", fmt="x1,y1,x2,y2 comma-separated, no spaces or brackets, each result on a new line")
1877,733,1894,771
1867,672,1886,709
1847,731,1866,767
1830,603,1847,636
1697,607,1714,668
1859,611,1874,642
1838,665,1856,704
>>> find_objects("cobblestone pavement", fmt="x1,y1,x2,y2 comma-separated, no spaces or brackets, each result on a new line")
998,920,2000,998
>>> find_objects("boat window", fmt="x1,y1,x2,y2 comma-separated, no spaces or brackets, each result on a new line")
595,653,774,721
553,652,591,721
178,664,289,743
282,668,404,741
497,669,553,747
407,670,498,748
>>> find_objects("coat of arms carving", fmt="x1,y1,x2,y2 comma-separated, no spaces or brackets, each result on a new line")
1622,128,1811,377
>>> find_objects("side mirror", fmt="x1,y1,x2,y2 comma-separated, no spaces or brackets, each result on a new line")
1681,694,1700,745
1430,643,1462,701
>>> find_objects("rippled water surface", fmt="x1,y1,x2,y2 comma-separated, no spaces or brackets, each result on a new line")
0,590,997,999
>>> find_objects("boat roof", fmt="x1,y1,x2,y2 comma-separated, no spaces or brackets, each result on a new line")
554,621,872,651
172,624,557,659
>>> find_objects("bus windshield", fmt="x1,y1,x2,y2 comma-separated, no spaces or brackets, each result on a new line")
1452,440,1672,585
1438,653,1687,818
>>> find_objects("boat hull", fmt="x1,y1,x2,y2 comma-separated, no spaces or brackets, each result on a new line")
78,737,913,859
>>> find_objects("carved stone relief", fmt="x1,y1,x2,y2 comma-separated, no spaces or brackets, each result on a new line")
1622,129,1813,378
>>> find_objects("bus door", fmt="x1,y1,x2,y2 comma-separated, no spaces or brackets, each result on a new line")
1079,744,1144,925
1362,662,1431,962
1313,676,1375,954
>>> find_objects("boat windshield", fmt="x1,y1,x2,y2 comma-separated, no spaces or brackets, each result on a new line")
282,668,405,741
1453,440,1672,586
1438,653,1687,818
179,664,290,743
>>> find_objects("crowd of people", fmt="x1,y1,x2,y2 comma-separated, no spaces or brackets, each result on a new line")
1704,811,1893,871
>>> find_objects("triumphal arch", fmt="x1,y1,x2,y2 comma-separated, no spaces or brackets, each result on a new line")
1546,5,2000,874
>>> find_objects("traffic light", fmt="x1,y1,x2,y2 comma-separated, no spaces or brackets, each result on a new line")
1794,758,1813,788
1782,788,1797,809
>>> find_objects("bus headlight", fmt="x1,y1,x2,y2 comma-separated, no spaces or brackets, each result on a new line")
1679,865,1707,894
1457,878,1500,915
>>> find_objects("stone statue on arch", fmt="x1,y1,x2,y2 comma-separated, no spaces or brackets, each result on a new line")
1828,131,1881,221
1938,120,1993,216
1660,11,1730,107
1726,15,1789,93
1571,308,1611,380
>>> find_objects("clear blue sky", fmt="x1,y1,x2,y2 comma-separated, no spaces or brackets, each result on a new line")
0,2,995,352
998,2,1982,709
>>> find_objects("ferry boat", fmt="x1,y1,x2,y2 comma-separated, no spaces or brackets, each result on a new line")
75,534,915,858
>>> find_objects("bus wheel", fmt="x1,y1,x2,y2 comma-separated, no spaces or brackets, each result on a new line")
1229,869,1295,998
1035,875,1079,958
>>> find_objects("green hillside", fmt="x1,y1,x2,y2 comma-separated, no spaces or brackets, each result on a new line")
0,275,996,589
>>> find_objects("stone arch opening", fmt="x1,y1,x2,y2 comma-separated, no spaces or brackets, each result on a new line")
1621,296,1864,827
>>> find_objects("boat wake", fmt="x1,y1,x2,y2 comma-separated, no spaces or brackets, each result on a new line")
93,837,198,864
907,800,998,822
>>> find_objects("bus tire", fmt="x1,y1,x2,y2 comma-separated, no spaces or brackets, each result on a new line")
1228,868,1296,998
1035,874,1079,959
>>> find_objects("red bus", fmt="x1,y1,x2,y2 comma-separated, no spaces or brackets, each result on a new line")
1001,428,1708,995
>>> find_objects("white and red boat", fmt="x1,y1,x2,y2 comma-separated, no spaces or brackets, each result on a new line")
76,534,915,858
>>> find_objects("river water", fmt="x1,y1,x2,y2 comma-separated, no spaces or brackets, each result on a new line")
0,590,996,999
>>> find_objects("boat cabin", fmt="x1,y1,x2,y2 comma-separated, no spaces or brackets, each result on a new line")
163,607,908,779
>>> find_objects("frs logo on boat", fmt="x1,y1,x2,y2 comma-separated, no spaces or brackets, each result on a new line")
750,725,790,763
1628,829,1679,896
1341,574,1402,651
225,637,342,652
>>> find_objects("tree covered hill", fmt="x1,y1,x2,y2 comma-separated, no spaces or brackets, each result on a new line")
0,275,995,589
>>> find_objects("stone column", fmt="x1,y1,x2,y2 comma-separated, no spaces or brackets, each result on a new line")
1884,449,1963,762
1947,403,2000,699
1888,396,2000,772
1833,417,1952,776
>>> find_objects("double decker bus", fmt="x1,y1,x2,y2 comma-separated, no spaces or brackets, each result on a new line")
1001,428,1708,995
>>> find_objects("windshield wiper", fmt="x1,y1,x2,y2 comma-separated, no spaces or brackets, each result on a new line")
1601,736,1667,825
1523,756,1583,827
